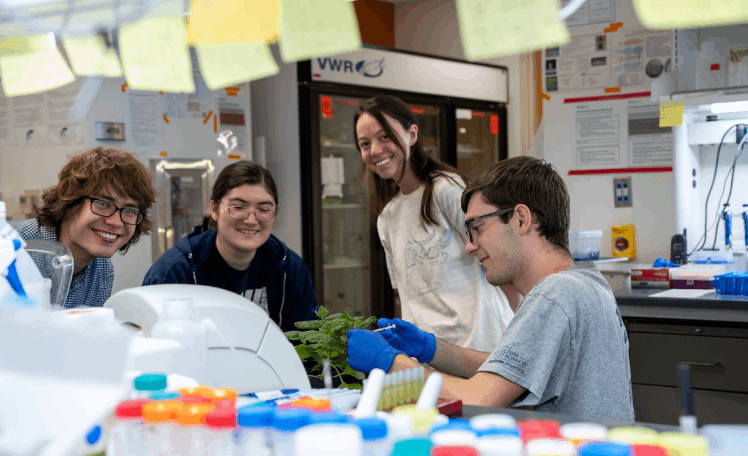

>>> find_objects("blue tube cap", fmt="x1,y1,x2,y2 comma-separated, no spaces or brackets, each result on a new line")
150,392,181,401
578,442,631,456
133,374,167,392
272,409,313,432
390,438,432,456
430,419,473,435
237,404,276,428
354,417,388,441
310,411,350,425
477,427,520,438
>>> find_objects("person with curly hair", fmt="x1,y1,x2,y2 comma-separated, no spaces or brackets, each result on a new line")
12,147,156,308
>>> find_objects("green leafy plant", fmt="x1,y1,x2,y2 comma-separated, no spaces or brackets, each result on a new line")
285,306,377,390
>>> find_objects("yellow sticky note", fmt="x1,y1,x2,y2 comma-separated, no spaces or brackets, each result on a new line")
0,37,32,56
63,36,122,77
195,42,279,89
187,0,281,44
660,102,684,127
633,0,748,29
455,0,570,61
119,16,195,92
0,34,75,97
278,0,362,63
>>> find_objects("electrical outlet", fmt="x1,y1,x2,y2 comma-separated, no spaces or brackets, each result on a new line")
613,177,632,208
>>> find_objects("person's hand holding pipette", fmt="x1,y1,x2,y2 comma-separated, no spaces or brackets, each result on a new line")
375,318,436,363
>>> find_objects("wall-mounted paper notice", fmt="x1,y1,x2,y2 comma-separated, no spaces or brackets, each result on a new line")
119,16,195,93
659,102,684,127
455,0,570,61
195,42,279,90
278,0,362,63
633,0,748,29
0,34,75,97
63,36,123,77
187,0,281,44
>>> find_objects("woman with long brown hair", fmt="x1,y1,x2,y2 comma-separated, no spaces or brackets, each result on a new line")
354,95,518,353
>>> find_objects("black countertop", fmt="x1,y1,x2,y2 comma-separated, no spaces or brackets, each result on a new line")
614,288,748,323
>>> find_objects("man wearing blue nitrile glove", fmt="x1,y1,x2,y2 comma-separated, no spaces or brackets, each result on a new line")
376,317,436,363
346,329,403,373
347,157,634,423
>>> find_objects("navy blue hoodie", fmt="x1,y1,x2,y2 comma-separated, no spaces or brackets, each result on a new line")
142,227,318,332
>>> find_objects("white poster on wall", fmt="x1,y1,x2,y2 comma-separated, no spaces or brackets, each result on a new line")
216,94,247,157
128,90,162,146
562,0,617,31
573,100,625,167
626,98,673,166
545,33,611,92
572,96,673,170
611,30,671,87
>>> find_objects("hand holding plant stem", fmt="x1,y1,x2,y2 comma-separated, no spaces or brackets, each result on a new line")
285,305,377,390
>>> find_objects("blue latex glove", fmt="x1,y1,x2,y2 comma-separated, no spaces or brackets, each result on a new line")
377,318,436,363
346,329,403,374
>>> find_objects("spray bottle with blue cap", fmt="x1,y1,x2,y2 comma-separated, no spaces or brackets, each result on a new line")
0,201,49,308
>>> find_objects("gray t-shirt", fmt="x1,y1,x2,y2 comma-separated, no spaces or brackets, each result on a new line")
478,264,635,422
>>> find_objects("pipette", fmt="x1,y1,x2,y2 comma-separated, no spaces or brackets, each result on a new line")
373,324,396,333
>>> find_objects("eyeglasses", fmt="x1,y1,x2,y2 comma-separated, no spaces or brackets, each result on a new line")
220,200,276,221
86,197,145,225
464,208,513,244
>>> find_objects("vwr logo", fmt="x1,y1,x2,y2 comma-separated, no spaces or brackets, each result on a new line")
316,57,385,78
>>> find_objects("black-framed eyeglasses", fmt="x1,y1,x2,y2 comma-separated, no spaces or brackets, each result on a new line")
464,208,514,244
86,197,145,226
220,200,276,222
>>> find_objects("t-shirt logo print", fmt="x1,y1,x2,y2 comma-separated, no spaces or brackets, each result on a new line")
404,226,452,296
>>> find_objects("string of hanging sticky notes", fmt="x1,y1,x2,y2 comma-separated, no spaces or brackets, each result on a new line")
0,0,747,97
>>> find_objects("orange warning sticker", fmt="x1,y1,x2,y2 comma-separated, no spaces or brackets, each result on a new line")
213,114,218,133
604,87,621,93
162,114,170,123
160,151,168,157
203,110,214,124
121,82,128,92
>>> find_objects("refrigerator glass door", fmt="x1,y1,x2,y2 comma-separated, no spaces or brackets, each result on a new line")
150,159,215,262
456,108,502,178
319,95,370,317
408,103,441,160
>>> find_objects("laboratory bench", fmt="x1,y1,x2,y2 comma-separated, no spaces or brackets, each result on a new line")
615,289,748,426
461,405,678,432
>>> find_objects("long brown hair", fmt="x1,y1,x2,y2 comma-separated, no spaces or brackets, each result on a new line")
353,95,468,229
36,147,155,253
200,161,279,232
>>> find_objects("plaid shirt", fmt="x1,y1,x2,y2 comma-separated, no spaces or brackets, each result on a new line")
11,219,114,309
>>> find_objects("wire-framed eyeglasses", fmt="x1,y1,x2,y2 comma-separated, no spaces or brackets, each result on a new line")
220,200,276,221
464,208,513,243
86,197,145,225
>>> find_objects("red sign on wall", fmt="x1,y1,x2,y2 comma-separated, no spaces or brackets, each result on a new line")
490,115,499,134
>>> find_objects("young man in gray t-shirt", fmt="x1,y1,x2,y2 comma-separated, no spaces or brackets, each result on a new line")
346,156,635,422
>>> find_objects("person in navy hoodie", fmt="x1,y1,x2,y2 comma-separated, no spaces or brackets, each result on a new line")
143,161,317,332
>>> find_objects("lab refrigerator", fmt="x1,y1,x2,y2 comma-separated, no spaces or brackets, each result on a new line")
297,45,508,320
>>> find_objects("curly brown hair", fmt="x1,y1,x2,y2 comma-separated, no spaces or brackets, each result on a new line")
36,147,156,253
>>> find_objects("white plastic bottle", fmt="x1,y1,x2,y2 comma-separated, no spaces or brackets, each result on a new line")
151,298,208,379
0,202,50,309
110,399,151,456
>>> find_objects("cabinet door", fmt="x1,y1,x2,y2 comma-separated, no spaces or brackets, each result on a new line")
629,332,748,393
633,384,748,425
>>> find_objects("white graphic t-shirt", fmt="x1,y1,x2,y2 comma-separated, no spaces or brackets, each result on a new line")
377,173,514,352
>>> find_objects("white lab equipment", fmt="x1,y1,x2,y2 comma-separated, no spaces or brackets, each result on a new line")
0,201,53,309
321,156,345,200
104,284,311,392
